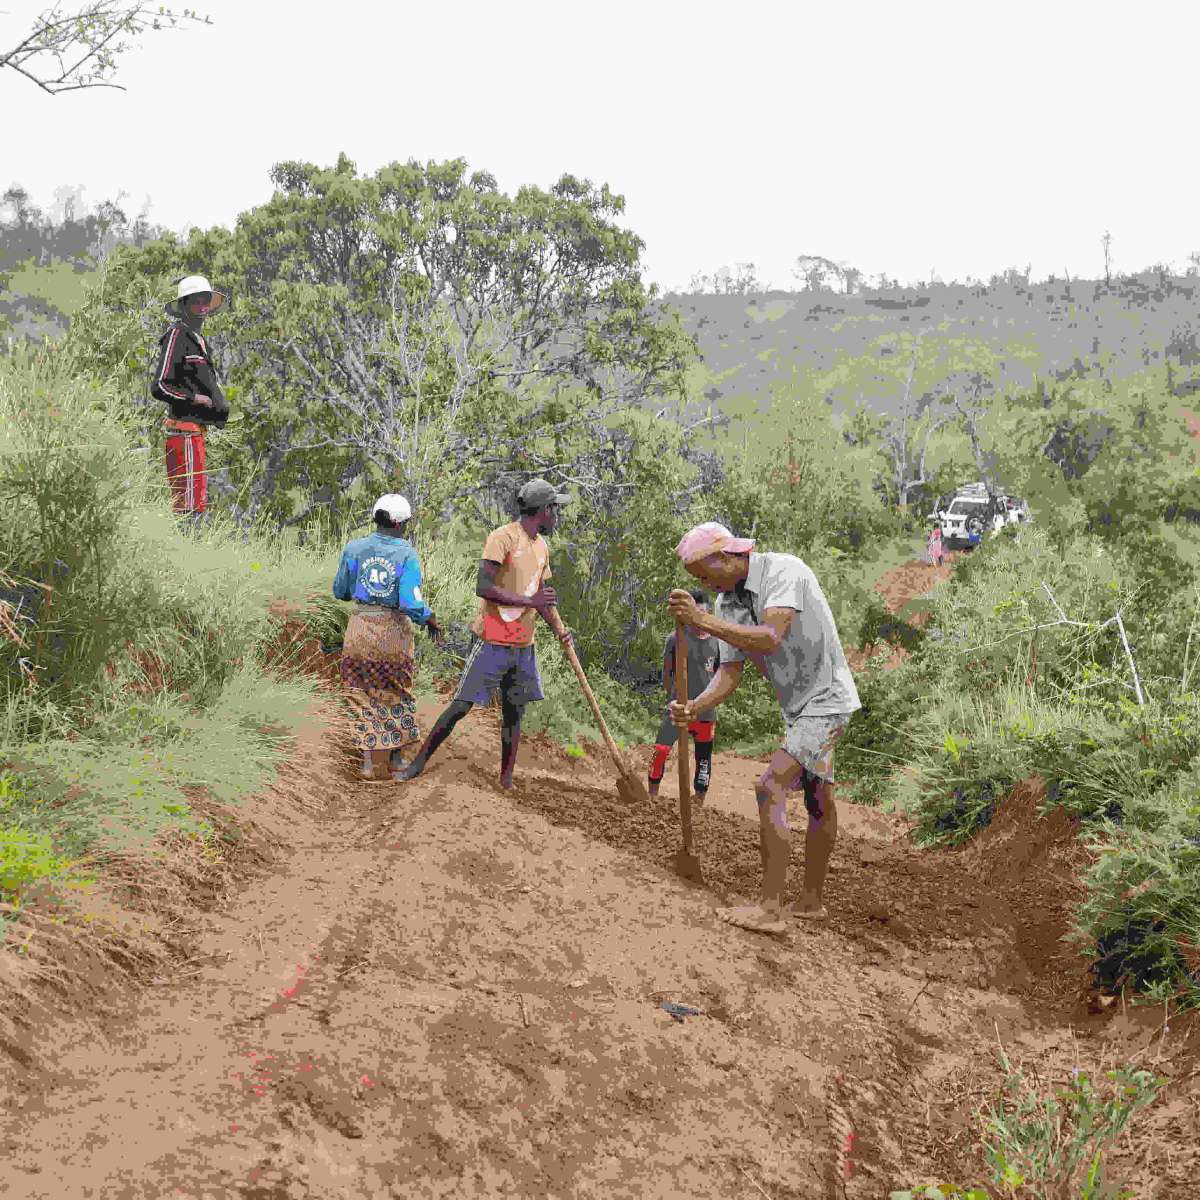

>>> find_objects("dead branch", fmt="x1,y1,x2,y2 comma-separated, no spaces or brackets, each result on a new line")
951,385,1000,497
1,3,211,95
1113,610,1145,706
954,581,1147,704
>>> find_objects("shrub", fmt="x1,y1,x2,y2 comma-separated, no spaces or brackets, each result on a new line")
977,1048,1162,1199
0,825,70,900
1071,818,1200,1007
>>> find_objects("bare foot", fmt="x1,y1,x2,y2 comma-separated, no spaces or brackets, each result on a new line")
359,758,391,784
717,905,788,935
788,900,829,921
498,776,515,791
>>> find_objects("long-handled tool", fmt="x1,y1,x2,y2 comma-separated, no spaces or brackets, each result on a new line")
673,620,704,882
544,607,651,805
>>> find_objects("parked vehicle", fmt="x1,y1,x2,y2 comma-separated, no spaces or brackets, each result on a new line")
928,482,1030,550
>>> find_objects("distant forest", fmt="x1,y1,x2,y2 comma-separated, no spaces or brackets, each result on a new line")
4,181,1200,423
0,183,168,339
0,183,164,265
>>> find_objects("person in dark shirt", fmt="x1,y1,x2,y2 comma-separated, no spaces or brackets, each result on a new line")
149,275,231,528
647,589,721,804
333,494,442,783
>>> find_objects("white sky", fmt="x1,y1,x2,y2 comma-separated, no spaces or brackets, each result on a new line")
3,0,1197,290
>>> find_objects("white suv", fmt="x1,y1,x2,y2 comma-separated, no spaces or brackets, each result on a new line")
930,483,1029,549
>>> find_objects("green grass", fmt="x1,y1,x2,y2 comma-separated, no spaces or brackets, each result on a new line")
977,1048,1162,1199
891,1049,1163,1200
0,346,358,907
0,820,75,896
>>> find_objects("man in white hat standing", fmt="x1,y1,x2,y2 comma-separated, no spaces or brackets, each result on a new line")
150,275,231,527
666,522,861,935
333,494,443,782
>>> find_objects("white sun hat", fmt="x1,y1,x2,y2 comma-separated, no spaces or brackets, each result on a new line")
165,274,227,317
372,493,412,524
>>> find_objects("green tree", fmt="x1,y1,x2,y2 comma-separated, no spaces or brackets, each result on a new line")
810,331,1014,511
970,369,1197,547
68,153,698,533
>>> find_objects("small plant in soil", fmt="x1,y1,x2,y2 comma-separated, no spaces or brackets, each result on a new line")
975,1045,1162,1199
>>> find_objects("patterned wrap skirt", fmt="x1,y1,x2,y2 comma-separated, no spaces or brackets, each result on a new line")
339,605,421,752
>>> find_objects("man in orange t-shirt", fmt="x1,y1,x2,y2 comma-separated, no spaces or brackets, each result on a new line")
397,478,574,790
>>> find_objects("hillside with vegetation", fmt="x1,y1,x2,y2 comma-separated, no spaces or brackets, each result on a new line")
666,273,1200,433
0,184,165,342
2,157,1200,1197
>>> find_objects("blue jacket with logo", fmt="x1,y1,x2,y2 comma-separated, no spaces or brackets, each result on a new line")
332,532,434,625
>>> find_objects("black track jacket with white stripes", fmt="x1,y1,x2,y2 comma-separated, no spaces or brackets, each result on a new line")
149,320,230,427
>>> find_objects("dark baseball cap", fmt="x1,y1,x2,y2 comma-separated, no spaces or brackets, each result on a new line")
517,478,572,508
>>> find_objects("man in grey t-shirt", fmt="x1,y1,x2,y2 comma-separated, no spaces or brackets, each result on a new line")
667,522,861,935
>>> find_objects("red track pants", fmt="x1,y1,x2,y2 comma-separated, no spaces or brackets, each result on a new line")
165,429,207,513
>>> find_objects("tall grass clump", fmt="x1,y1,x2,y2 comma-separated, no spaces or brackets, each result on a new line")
0,344,333,907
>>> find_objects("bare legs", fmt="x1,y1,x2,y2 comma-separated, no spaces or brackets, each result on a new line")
718,748,837,934
499,698,523,790
397,697,524,789
797,777,837,915
396,700,472,780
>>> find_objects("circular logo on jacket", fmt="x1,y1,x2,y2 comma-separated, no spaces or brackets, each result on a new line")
361,555,396,598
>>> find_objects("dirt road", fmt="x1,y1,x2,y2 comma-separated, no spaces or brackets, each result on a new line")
2,558,1197,1198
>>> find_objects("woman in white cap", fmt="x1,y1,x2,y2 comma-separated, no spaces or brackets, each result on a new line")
332,495,443,782
149,275,231,526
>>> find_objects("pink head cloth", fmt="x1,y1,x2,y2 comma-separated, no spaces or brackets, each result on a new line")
674,522,756,565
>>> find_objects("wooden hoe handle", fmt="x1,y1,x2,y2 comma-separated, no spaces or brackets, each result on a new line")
675,621,695,853
544,606,625,766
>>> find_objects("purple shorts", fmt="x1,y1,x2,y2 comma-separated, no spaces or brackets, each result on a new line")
453,636,545,708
